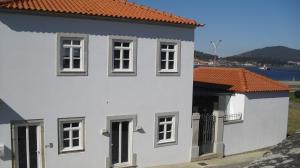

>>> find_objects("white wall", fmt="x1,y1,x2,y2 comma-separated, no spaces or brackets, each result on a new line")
223,92,289,155
0,13,195,168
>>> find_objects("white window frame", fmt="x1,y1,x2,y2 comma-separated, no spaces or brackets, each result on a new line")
58,117,85,153
57,33,88,76
157,40,181,76
154,112,179,148
108,36,137,76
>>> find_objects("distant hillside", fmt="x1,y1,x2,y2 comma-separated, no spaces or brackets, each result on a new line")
194,51,218,60
225,46,300,65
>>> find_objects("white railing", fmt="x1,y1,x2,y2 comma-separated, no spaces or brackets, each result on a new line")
224,113,243,122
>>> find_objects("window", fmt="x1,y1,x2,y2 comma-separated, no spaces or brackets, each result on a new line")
58,118,85,153
157,40,181,75
57,34,88,76
109,36,137,76
154,112,179,147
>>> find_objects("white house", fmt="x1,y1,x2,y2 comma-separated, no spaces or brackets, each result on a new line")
0,0,202,168
193,67,289,158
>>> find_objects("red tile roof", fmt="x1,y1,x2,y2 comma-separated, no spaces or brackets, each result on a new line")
0,0,201,27
194,67,289,93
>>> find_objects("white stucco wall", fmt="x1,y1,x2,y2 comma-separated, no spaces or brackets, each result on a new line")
223,92,289,155
0,13,195,168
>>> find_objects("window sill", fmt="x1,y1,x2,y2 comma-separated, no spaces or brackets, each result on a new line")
57,70,88,76
154,140,177,148
156,71,180,76
109,70,136,76
224,120,243,125
59,148,85,154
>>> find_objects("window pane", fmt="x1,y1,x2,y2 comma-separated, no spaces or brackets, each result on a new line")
123,42,130,47
169,52,174,60
158,132,164,140
159,125,164,132
111,122,119,164
168,61,174,70
166,117,172,121
63,140,69,148
63,123,70,128
123,50,130,59
63,59,70,69
123,60,129,69
114,42,121,47
114,60,120,69
73,59,80,69
63,131,69,139
166,132,172,139
63,40,71,45
18,126,27,168
114,50,120,59
73,130,79,138
63,48,70,58
72,139,79,147
168,45,175,49
166,124,172,131
159,118,165,123
161,45,167,49
73,40,80,45
73,48,81,58
72,122,79,127
161,52,166,60
121,122,129,163
29,126,38,168
160,61,166,70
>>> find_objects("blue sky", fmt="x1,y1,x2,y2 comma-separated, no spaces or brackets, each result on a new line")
130,0,300,57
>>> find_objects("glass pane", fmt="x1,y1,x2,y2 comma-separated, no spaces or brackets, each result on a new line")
73,59,80,69
111,122,119,164
166,132,172,139
63,59,70,69
73,130,79,138
114,60,120,69
63,123,70,128
161,45,167,49
114,50,120,59
123,50,130,59
114,42,121,47
18,126,27,168
63,131,69,139
161,52,166,60
63,40,71,45
158,132,164,140
123,60,129,69
73,40,81,45
166,117,172,121
72,139,79,147
63,48,70,58
121,122,129,163
168,61,174,70
73,48,81,58
123,42,130,47
72,122,79,127
169,52,174,60
63,140,69,148
168,45,175,49
166,124,172,131
159,118,165,123
29,126,38,168
160,61,166,70
159,125,164,132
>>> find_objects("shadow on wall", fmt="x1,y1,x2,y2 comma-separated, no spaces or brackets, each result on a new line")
0,99,24,124
246,92,289,100
0,13,194,41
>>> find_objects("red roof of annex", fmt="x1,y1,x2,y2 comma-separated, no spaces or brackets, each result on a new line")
194,67,289,93
0,0,202,27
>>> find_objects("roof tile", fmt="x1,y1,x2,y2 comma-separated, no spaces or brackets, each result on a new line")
0,0,201,27
194,67,289,93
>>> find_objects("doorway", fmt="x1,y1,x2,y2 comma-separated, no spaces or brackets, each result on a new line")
110,120,132,167
11,120,43,168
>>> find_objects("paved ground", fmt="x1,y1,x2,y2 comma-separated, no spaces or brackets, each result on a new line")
149,131,300,168
246,131,300,168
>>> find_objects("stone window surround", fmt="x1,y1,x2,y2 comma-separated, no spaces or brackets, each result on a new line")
57,33,89,76
154,111,179,148
108,36,137,76
156,39,181,76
